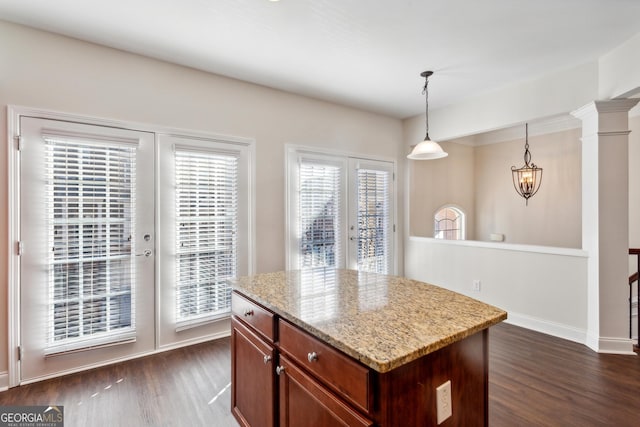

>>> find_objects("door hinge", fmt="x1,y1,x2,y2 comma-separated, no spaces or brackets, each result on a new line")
17,241,24,256
14,135,23,151
393,224,396,232
17,346,22,361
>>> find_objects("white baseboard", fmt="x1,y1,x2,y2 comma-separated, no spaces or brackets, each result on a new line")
506,312,637,355
0,371,8,392
504,312,587,345
157,329,231,352
589,336,636,355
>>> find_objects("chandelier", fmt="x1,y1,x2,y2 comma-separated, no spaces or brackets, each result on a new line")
511,123,542,205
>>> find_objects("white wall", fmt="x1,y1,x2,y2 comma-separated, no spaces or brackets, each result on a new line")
0,21,405,386
428,62,599,141
599,32,640,99
405,238,588,343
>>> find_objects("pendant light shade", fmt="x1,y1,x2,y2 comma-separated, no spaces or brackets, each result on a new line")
407,71,448,160
407,137,448,160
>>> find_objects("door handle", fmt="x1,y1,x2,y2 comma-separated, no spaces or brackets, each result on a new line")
135,249,152,257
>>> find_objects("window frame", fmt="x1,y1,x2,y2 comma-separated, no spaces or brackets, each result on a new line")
433,204,466,241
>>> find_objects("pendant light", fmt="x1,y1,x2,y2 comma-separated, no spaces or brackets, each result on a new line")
511,123,542,205
407,71,448,160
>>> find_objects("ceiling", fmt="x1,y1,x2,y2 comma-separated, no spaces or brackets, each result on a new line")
1,0,640,119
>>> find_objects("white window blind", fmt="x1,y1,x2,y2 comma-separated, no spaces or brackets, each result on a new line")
298,160,342,269
44,136,137,355
175,148,238,330
356,168,390,274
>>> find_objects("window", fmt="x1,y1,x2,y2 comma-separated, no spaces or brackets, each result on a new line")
45,135,137,354
174,148,238,329
356,168,390,274
286,147,395,274
434,206,465,240
298,159,343,268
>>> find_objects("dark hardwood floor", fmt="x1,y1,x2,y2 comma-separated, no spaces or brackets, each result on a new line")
0,339,239,427
489,323,640,426
1,323,638,426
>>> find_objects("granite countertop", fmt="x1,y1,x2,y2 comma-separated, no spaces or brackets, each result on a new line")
230,268,507,373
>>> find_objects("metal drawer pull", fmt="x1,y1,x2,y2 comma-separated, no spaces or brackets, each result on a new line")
243,309,254,317
307,352,318,362
276,366,285,375
263,355,272,364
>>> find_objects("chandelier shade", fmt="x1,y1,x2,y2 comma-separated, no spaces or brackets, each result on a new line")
511,123,542,205
407,71,448,160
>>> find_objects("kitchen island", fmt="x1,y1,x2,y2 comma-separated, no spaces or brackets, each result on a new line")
230,268,507,427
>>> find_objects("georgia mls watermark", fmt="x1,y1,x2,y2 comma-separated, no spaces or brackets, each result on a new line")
0,406,63,427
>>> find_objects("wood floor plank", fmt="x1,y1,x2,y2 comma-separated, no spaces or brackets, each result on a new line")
1,323,638,426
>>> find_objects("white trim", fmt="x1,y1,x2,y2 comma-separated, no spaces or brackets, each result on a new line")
156,329,230,352
593,337,636,355
505,312,636,355
7,106,21,387
408,235,588,258
285,143,397,165
504,312,587,345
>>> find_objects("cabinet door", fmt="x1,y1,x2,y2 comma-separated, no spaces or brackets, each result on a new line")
278,355,373,427
231,318,276,427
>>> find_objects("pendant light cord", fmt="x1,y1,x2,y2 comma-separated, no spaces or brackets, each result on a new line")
423,75,430,139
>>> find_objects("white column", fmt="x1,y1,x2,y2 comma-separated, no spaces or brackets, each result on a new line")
572,99,639,353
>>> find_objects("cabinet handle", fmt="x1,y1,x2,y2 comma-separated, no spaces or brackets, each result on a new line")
243,309,254,317
276,366,285,376
263,355,272,364
307,352,318,363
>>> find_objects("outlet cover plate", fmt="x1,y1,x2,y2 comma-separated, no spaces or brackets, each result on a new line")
436,380,452,424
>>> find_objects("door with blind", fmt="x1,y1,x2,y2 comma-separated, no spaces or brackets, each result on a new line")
19,117,155,382
157,134,251,348
287,149,395,274
347,159,394,273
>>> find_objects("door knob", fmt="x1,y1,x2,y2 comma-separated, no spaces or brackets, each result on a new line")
276,366,285,376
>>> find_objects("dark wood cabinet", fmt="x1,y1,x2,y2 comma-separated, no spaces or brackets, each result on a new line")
278,355,373,427
231,317,276,427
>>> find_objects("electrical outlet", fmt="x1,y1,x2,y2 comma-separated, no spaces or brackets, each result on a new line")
436,380,452,424
472,280,481,292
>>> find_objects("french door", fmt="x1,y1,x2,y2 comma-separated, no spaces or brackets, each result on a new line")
11,110,253,386
19,117,155,383
287,149,395,274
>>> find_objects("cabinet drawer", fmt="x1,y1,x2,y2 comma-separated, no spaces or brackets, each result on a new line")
278,319,371,414
232,292,275,342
